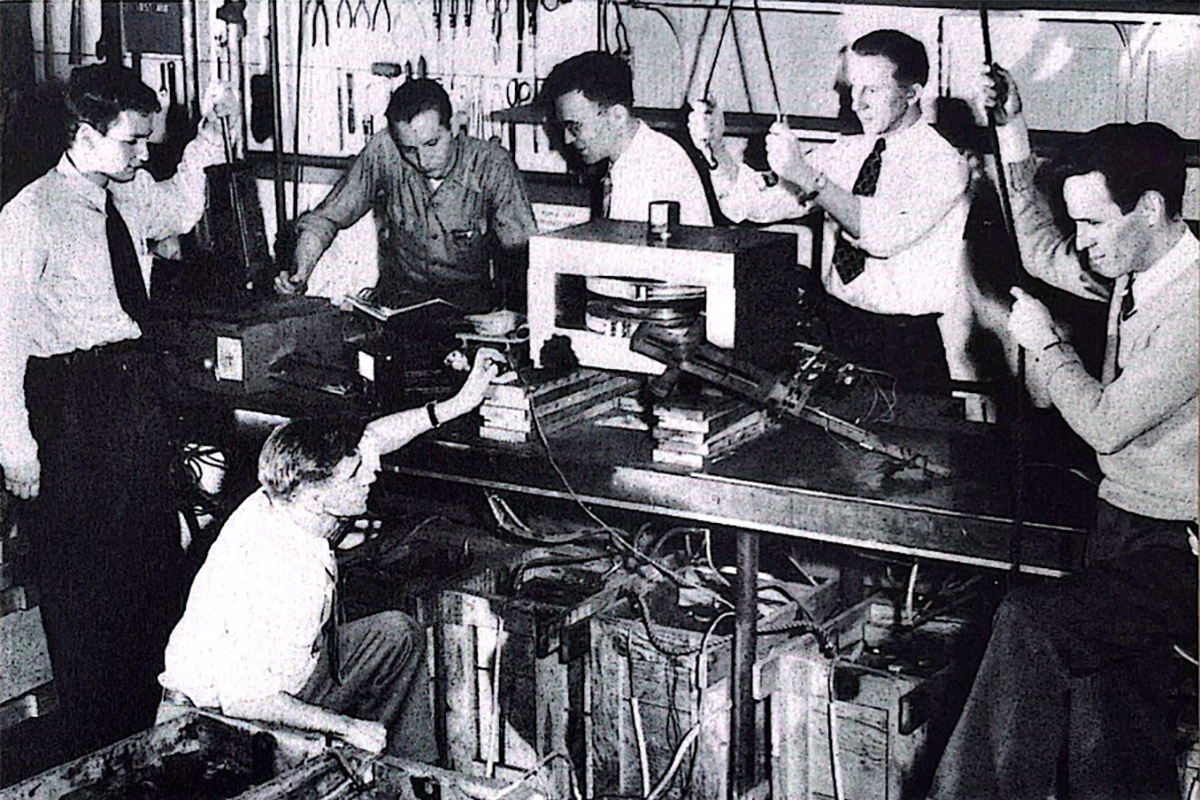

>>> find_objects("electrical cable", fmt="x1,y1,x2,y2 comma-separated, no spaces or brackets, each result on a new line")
703,529,731,587
827,656,844,800
627,629,652,799
484,617,506,779
507,356,731,609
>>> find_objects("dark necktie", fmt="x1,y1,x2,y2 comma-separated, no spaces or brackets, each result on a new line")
105,192,151,323
600,168,613,219
323,564,344,685
832,137,886,285
1120,277,1136,321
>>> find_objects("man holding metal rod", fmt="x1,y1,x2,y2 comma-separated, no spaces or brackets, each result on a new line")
929,66,1197,800
689,30,984,399
0,64,237,759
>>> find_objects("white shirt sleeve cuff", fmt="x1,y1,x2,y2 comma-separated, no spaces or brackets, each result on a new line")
997,116,1032,164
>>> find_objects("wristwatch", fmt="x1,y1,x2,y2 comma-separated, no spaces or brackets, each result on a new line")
799,172,828,205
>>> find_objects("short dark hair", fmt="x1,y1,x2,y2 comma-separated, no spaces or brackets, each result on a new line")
65,64,159,142
850,29,929,88
258,418,367,502
539,51,634,111
1053,122,1186,219
385,79,452,129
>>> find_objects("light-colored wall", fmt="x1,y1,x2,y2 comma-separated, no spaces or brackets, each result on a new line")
25,0,1199,290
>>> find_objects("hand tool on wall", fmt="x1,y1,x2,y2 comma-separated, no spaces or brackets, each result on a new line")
167,60,179,106
464,0,475,33
346,72,356,135
337,83,346,151
506,77,532,154
418,56,428,79
371,62,403,78
433,0,444,40
338,0,369,28
450,0,459,37
516,0,526,72
371,0,391,32
405,60,414,80
69,0,83,65
526,0,538,74
311,0,330,46
488,0,508,64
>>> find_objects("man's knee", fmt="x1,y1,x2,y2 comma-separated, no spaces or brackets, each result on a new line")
360,610,424,657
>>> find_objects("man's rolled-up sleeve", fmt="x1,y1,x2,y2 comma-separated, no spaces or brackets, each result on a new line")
487,148,538,248
121,134,224,242
295,137,382,250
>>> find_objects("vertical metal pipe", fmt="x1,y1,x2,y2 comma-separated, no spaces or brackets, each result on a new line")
268,0,287,232
43,0,53,81
730,529,759,799
180,0,200,125
226,11,246,158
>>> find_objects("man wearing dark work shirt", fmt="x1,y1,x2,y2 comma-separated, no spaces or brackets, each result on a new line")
277,79,537,313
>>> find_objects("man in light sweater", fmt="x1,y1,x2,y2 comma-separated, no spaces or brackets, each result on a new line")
929,68,1197,800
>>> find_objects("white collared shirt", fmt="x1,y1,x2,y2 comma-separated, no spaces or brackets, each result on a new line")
607,120,713,227
159,489,337,709
711,122,976,379
0,136,220,466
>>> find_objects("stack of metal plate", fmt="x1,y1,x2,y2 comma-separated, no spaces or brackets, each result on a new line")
584,277,705,339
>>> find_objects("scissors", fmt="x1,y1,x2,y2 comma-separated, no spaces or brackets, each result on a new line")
506,77,533,108
487,0,508,62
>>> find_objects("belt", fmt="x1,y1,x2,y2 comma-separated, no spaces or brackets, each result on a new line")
32,338,152,369
160,687,218,713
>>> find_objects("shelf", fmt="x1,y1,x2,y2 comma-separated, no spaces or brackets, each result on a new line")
491,105,1200,167
612,0,1197,15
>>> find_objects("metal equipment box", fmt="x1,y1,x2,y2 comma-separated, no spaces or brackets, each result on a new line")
528,220,798,375
157,296,352,395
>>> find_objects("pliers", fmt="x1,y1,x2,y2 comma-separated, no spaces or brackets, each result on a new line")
337,0,370,28
310,0,330,46
372,0,391,32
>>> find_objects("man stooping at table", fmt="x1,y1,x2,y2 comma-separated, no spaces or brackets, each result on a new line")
928,68,1197,800
540,50,713,227
0,64,236,758
276,79,537,313
689,29,981,397
157,350,502,757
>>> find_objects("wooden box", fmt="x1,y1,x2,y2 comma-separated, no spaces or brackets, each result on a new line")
769,601,973,800
0,711,542,800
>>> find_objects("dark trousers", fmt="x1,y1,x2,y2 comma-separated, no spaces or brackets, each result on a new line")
24,345,184,759
930,501,1197,800
298,610,435,761
818,293,951,395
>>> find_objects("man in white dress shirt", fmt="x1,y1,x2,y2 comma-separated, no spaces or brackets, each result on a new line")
690,30,985,395
159,351,500,756
0,64,233,757
541,50,712,227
